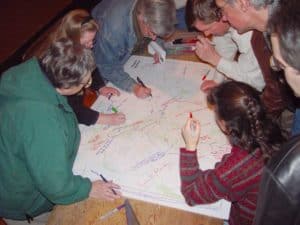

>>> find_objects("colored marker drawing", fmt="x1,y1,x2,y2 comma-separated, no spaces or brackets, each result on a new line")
73,56,231,219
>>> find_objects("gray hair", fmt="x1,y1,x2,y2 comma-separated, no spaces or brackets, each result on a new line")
136,0,176,37
227,0,277,10
40,38,95,88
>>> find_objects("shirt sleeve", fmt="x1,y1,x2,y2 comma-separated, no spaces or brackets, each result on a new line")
180,148,229,204
67,95,99,126
216,30,265,91
22,105,91,204
213,34,238,61
180,147,263,205
90,68,106,91
208,34,238,83
92,12,137,92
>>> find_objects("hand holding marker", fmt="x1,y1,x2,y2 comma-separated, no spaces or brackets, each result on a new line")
202,69,211,81
189,112,196,131
137,76,152,97
111,106,118,113
100,174,117,195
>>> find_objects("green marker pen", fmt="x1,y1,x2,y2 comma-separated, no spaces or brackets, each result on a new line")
111,106,118,113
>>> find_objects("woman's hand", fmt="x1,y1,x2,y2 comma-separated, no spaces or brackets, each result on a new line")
181,118,201,151
200,80,218,93
99,86,120,99
89,180,121,201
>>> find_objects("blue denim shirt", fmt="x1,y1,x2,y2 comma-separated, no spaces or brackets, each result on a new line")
92,0,138,92
292,108,300,136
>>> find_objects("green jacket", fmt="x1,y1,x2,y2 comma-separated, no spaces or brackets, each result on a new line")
0,58,91,219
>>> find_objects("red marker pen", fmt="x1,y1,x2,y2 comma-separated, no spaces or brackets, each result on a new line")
189,112,196,131
202,69,210,80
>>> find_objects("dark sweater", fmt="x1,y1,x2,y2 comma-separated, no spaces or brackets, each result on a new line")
67,69,105,126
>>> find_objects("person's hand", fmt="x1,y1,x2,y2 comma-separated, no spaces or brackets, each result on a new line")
195,36,220,66
269,55,282,71
200,80,218,93
153,52,160,64
181,118,200,151
98,86,120,99
98,113,126,125
89,180,121,201
133,84,152,98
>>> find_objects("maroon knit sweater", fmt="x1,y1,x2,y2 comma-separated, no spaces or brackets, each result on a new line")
180,147,264,225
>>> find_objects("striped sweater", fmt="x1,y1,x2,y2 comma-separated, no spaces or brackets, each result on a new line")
180,147,264,225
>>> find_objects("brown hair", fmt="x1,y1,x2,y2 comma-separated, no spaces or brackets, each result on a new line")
207,81,286,161
185,0,221,28
23,9,99,60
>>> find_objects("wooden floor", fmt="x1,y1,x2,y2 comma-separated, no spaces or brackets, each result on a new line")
47,198,223,225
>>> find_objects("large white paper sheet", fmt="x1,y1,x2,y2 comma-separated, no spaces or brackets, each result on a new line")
73,56,231,219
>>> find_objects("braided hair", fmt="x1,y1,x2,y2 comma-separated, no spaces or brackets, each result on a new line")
207,81,286,161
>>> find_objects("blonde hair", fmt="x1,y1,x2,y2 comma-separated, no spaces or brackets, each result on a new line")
54,9,99,44
23,9,99,60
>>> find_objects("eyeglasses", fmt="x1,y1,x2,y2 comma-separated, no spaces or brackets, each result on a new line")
80,76,92,88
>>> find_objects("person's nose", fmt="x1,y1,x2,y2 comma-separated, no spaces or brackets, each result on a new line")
221,14,228,22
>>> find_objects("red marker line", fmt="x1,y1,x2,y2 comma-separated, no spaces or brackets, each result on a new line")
189,112,193,118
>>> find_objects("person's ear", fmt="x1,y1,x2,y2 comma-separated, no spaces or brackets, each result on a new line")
219,119,228,134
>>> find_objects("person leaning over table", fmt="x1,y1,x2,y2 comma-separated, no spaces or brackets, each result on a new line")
266,0,300,137
214,0,294,120
253,1,300,224
0,38,121,223
23,9,126,126
179,81,286,225
185,0,265,93
92,0,176,99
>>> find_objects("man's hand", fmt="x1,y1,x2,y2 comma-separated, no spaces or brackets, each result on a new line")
195,36,221,66
133,84,152,98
